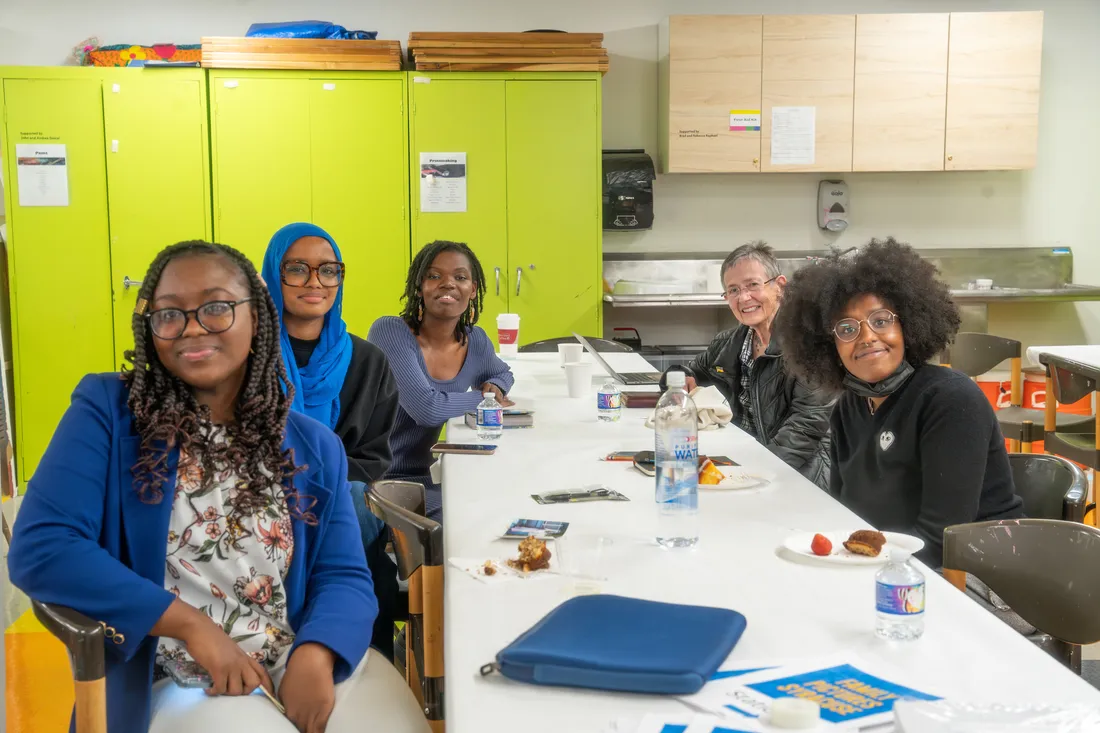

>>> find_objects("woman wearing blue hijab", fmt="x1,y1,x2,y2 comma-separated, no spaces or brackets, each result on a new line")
262,222,401,662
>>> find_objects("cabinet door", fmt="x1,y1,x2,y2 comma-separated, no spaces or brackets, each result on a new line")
1,79,114,481
211,76,311,263
945,12,1043,171
410,79,509,337
853,14,948,172
506,80,601,344
310,78,408,336
666,15,762,173
761,15,855,172
104,73,211,367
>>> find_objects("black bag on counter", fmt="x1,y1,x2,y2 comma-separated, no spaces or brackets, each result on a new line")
602,149,655,230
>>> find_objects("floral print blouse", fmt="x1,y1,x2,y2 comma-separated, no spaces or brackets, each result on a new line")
156,435,297,675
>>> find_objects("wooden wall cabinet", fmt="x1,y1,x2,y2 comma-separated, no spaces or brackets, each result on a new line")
853,13,949,172
761,15,855,173
659,15,762,173
945,11,1044,171
661,11,1044,173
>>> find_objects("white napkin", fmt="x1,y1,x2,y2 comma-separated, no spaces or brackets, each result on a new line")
645,385,732,431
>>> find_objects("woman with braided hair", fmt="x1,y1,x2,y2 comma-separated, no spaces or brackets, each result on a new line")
8,241,427,733
368,240,514,521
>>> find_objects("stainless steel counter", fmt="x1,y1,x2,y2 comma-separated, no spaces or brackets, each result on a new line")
602,247,1100,308
605,284,1100,307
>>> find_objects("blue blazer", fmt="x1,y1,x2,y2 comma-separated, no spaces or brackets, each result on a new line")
8,374,377,733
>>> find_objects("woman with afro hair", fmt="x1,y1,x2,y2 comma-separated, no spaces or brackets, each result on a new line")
775,238,1024,567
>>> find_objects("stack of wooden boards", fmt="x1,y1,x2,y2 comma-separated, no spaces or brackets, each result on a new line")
408,32,608,73
201,37,402,70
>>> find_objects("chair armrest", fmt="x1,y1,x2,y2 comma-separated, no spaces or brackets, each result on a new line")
32,601,106,681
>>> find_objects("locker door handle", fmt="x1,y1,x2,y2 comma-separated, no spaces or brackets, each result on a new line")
123,276,143,291
515,267,522,297
495,267,501,296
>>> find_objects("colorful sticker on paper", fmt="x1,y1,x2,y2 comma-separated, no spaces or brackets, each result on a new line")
729,110,761,132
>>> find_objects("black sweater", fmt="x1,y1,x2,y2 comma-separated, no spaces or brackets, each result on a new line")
289,333,399,484
829,364,1025,567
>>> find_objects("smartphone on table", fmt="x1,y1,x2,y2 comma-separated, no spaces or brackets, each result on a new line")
431,442,497,455
162,659,286,713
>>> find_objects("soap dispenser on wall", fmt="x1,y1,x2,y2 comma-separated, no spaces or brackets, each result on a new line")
818,180,849,232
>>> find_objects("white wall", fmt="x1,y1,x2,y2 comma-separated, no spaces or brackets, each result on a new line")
3,0,1098,347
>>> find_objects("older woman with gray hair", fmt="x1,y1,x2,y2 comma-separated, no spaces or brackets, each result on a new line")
662,242,833,488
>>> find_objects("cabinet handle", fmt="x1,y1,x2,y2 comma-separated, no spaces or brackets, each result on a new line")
123,276,143,291
515,267,522,296
947,155,954,161
495,267,501,296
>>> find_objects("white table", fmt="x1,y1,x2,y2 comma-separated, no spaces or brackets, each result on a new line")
440,352,1100,731
1026,345,1100,371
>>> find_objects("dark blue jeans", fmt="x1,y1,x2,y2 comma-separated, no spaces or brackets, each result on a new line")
349,481,399,662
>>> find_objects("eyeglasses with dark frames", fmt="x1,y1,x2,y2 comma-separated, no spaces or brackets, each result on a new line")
145,299,254,340
833,309,900,343
281,260,345,288
724,276,779,300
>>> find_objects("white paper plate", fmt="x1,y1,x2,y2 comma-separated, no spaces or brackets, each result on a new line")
700,467,774,491
781,530,925,565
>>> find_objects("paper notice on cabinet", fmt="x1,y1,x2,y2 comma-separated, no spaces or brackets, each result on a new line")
420,152,467,213
770,107,815,166
16,144,69,206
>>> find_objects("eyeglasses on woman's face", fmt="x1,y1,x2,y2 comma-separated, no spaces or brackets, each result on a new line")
832,309,900,343
146,299,253,340
724,276,778,300
281,260,345,288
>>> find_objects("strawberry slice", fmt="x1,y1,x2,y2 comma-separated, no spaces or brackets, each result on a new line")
810,533,833,556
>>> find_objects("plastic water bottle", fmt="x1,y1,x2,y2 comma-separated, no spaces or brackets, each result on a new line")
476,392,504,441
654,371,699,548
597,381,622,422
875,550,925,640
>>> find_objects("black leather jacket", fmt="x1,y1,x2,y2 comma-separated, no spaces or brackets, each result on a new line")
664,325,834,489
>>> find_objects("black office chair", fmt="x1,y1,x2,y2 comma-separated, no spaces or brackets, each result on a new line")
946,333,1091,451
944,519,1100,674
1007,453,1088,523
519,336,633,353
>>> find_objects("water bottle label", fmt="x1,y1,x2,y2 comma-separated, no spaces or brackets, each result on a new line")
477,407,503,427
597,391,621,410
876,581,925,615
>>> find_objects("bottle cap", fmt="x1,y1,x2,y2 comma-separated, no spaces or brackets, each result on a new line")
888,547,912,563
483,392,494,398
666,371,686,387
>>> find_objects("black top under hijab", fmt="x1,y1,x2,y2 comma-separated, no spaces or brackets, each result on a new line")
289,333,398,483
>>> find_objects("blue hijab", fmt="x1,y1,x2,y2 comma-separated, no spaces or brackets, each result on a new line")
262,222,354,430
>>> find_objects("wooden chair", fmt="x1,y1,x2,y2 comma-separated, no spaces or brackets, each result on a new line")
1007,453,1088,523
519,336,633,353
367,480,445,733
947,333,1091,452
0,517,107,733
1040,353,1100,524
943,519,1100,674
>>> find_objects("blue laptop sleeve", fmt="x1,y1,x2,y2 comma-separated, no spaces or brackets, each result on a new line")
482,594,747,695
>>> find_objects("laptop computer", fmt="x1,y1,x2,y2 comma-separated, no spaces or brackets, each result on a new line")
573,333,662,385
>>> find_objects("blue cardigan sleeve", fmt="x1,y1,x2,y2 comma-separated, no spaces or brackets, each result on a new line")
7,375,177,662
287,434,377,683
368,317,500,427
